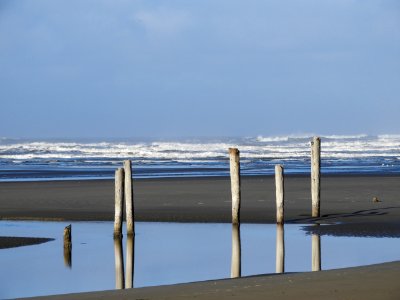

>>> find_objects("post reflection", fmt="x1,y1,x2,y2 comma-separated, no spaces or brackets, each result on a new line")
311,226,321,271
63,225,72,268
125,235,134,289
114,237,125,289
231,224,241,278
63,245,72,268
275,224,285,273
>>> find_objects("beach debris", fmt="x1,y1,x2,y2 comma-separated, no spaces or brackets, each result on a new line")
372,196,381,203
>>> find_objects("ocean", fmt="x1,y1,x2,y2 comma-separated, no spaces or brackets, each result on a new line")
0,135,399,182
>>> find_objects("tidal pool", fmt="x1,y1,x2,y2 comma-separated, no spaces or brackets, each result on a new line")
0,221,399,299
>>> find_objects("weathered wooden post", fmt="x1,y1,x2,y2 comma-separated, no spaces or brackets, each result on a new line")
124,160,134,236
114,237,125,289
63,224,72,268
275,164,284,224
312,227,321,271
229,148,241,225
125,235,134,289
114,168,124,238
231,224,241,278
275,224,285,273
311,136,321,218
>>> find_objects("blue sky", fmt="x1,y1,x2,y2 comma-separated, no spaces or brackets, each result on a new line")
0,0,399,138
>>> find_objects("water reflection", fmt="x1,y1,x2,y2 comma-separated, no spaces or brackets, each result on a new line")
113,235,135,289
63,225,72,268
63,245,72,268
231,224,241,278
4,221,400,299
275,224,285,273
114,237,125,289
312,226,321,271
125,235,134,289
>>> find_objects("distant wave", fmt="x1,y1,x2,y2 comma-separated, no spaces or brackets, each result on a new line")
378,134,400,139
256,136,289,142
322,134,368,140
0,135,399,181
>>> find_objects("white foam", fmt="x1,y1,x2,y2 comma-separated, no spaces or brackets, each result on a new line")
0,135,399,162
256,136,289,142
322,134,368,139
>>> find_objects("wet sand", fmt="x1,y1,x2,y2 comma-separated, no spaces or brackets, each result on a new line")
0,237,54,249
0,175,399,225
29,261,400,300
1,175,400,299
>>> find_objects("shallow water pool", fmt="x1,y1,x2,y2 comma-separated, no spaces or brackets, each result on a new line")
0,221,399,299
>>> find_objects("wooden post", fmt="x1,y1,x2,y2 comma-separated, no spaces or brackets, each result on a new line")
63,224,72,249
231,224,241,278
229,148,241,225
311,137,321,218
114,168,124,238
124,160,134,236
125,235,134,289
114,237,125,289
312,226,321,271
275,164,284,224
276,224,285,273
63,225,72,268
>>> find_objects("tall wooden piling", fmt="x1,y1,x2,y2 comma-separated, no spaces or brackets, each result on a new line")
275,164,284,224
114,237,125,289
114,168,124,238
311,137,321,218
63,225,72,268
231,224,241,278
229,148,241,225
276,224,285,273
124,160,134,236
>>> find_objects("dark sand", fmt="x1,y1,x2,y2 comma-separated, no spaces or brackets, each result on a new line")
28,261,400,300
1,175,399,299
1,175,399,225
0,237,54,249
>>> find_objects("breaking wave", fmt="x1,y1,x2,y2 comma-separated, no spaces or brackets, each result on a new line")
0,135,399,181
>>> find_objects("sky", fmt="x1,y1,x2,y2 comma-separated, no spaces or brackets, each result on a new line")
0,0,399,139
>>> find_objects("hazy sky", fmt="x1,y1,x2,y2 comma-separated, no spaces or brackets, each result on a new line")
0,0,399,138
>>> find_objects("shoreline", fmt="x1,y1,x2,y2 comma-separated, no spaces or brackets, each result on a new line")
2,171,400,183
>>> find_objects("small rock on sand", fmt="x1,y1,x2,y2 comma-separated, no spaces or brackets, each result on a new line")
373,197,381,203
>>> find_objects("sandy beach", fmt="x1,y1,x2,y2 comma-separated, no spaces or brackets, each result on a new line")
1,175,399,224
28,261,400,300
1,175,400,299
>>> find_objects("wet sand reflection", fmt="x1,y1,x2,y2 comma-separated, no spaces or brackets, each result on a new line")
231,224,241,278
312,226,321,272
125,235,134,289
276,224,285,273
114,237,125,289
113,235,135,290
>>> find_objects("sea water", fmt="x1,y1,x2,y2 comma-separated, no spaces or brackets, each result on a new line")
0,135,399,181
0,221,400,299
